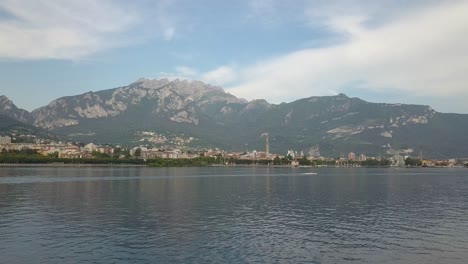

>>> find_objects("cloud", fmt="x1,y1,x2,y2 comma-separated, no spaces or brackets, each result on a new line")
156,66,197,82
0,0,183,60
224,1,468,103
175,66,197,76
201,66,237,86
0,0,142,60
161,65,237,86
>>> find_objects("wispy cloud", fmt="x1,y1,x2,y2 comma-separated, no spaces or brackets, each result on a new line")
201,66,237,86
175,66,198,76
160,65,238,86
223,1,468,103
0,0,142,60
0,0,180,60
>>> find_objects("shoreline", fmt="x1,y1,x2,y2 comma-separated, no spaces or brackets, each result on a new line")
0,163,147,168
0,163,465,169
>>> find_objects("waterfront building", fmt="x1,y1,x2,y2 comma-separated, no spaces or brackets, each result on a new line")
359,154,367,161
0,136,11,144
83,143,97,152
393,154,406,166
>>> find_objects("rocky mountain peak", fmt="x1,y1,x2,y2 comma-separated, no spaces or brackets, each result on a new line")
242,99,271,112
0,95,33,124
133,78,171,89
30,78,250,129
134,78,225,96
0,95,13,107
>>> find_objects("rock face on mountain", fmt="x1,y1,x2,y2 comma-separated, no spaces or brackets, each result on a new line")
0,96,50,136
0,95,33,124
31,79,247,129
2,79,468,158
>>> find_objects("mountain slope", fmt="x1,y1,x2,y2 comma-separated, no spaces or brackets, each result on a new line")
0,95,36,135
32,79,247,129
0,113,54,138
0,95,34,124
4,78,466,158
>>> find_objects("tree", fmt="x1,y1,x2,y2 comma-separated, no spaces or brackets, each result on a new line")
273,156,281,165
92,151,111,158
281,157,291,165
134,148,142,157
48,152,59,158
405,157,422,166
299,156,310,166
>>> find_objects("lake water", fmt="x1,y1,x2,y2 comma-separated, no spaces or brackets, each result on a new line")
0,167,468,263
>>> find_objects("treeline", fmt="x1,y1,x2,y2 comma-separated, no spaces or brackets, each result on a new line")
0,151,144,165
147,157,217,167
225,159,276,165
360,159,392,167
298,157,336,166
405,157,422,166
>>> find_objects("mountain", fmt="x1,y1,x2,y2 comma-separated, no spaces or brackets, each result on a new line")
259,95,468,158
0,95,34,134
0,95,33,124
0,95,56,138
3,79,468,158
0,113,31,132
30,78,252,146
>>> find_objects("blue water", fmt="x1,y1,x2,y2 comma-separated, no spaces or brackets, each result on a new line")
1,167,468,263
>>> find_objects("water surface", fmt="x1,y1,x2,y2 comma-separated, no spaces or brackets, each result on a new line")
1,167,467,263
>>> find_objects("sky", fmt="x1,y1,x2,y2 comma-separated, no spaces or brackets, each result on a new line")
1,0,468,113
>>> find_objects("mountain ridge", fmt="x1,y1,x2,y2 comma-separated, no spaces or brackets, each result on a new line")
0,95,34,124
2,78,468,158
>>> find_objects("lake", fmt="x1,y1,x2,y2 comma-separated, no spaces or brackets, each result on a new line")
0,167,467,263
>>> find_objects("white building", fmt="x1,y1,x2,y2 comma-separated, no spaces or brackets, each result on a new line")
0,136,11,144
359,154,367,161
393,154,406,166
83,143,97,152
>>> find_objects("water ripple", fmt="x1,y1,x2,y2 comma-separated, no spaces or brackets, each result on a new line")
0,167,468,263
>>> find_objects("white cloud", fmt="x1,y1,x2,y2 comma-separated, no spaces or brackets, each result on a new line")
0,0,141,60
225,1,468,103
159,65,237,86
201,66,237,86
0,0,184,60
175,66,197,76
157,66,198,82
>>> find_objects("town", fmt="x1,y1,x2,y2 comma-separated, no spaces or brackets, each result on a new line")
0,134,467,167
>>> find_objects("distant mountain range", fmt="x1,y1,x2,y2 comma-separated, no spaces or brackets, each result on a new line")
2,79,468,158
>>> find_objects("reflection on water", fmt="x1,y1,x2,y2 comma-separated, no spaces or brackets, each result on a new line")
1,167,468,263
